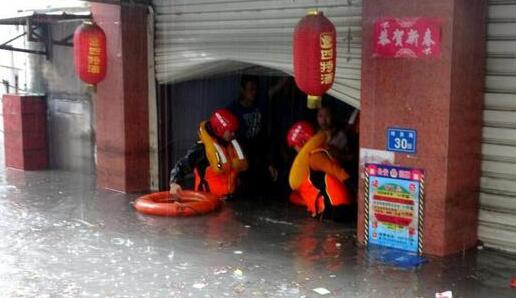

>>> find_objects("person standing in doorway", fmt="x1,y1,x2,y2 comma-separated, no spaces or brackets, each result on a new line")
227,75,277,196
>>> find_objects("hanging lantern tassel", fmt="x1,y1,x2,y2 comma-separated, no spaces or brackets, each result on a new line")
73,20,107,87
293,11,337,109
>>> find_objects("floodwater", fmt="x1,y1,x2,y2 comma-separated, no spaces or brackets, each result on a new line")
0,168,514,297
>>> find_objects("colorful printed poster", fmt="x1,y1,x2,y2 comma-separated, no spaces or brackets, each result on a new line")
364,164,425,254
373,17,442,58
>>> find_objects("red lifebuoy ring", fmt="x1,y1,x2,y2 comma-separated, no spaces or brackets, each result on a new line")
134,190,221,217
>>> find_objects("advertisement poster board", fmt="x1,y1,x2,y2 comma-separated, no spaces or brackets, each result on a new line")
364,164,425,254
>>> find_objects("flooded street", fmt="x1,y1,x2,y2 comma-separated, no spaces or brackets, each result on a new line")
0,167,514,297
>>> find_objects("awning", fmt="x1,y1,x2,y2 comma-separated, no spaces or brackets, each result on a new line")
0,10,91,58
0,11,91,26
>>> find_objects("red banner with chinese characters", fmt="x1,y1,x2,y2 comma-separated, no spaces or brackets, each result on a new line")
373,18,442,58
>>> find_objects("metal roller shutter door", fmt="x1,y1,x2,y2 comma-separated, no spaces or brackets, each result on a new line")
479,0,516,253
152,0,362,108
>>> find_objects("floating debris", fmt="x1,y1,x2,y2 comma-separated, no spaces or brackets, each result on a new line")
258,217,295,226
192,283,206,289
233,284,246,294
233,269,244,279
110,238,125,246
214,269,228,275
313,287,331,295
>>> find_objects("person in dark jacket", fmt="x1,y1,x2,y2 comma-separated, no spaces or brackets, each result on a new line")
227,75,277,196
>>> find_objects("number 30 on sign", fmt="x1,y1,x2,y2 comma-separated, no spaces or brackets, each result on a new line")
387,128,417,154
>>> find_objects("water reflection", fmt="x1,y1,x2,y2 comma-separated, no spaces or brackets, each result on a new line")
0,169,514,297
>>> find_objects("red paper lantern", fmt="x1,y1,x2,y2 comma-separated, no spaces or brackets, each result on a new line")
293,11,336,109
73,21,107,85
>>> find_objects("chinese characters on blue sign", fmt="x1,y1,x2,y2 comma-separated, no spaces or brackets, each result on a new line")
365,164,425,254
387,128,417,154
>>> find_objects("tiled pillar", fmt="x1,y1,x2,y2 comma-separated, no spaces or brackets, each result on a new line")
3,94,49,170
358,0,487,256
91,3,149,193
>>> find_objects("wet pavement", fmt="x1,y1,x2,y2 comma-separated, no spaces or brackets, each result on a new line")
0,167,514,297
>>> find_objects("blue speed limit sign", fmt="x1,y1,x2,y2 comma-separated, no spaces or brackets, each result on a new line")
387,128,417,154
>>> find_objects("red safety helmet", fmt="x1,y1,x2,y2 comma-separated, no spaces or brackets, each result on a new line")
209,108,239,138
287,121,315,149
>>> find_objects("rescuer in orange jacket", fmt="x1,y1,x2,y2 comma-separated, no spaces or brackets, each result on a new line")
169,109,248,198
287,121,354,221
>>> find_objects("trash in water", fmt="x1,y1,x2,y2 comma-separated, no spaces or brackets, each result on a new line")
74,219,96,227
175,264,189,270
124,239,134,247
233,284,246,294
233,250,243,255
193,283,206,289
435,291,452,298
244,225,251,228
313,287,331,295
214,269,227,275
511,277,516,288
233,269,244,279
110,238,125,246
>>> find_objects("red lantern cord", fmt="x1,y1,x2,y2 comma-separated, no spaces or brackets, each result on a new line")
293,11,337,109
73,21,107,86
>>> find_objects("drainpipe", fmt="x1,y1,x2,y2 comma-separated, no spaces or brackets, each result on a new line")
14,75,18,93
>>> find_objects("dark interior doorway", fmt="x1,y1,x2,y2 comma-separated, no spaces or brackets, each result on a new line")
157,69,358,198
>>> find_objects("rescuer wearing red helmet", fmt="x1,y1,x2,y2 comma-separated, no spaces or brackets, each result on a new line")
169,109,248,198
287,121,354,221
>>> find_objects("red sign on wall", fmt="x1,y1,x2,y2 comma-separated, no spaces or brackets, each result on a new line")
373,18,442,58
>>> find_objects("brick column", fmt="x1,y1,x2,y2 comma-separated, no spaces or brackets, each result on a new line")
358,0,487,256
92,3,149,193
3,94,48,170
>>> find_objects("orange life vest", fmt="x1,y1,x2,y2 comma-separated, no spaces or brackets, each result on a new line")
294,149,352,217
194,144,242,198
194,122,247,198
